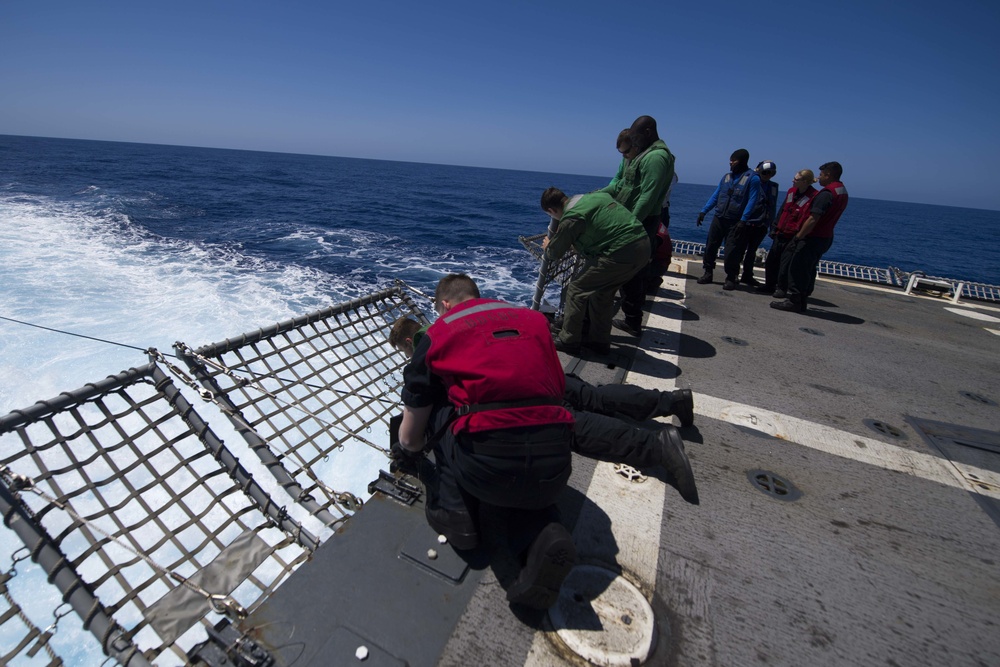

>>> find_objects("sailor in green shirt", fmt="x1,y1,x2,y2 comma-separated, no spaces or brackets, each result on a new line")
600,115,676,337
541,187,650,355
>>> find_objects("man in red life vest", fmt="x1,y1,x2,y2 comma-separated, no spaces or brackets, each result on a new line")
757,169,819,296
398,276,699,609
389,317,698,490
399,273,578,609
771,162,849,312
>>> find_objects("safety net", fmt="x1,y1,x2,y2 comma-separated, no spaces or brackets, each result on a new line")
0,558,65,667
0,362,318,666
175,283,431,530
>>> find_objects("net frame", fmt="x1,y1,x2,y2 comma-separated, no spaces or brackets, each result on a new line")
0,363,318,666
0,558,65,667
177,283,431,530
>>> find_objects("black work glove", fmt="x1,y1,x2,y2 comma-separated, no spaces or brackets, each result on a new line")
696,212,706,227
389,441,423,475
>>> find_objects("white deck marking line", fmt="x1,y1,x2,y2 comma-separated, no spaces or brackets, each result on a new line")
696,393,1000,500
986,328,1000,336
944,307,1000,323
523,274,686,666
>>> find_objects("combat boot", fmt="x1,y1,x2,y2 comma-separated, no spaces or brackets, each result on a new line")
653,388,694,427
655,426,699,505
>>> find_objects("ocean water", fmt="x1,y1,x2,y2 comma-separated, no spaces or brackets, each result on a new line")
1,134,999,664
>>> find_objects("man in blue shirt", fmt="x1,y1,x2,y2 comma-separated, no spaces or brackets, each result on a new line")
736,161,779,288
695,149,762,289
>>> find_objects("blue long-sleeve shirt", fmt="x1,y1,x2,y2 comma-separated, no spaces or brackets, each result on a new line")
700,168,762,222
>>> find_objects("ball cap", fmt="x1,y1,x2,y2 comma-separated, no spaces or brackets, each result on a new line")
757,161,777,174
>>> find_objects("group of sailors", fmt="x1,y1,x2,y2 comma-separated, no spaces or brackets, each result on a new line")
696,151,849,313
383,114,849,614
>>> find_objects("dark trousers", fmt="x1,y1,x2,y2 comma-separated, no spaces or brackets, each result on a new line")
564,374,661,422
787,236,834,303
722,222,767,281
702,215,735,271
570,411,662,468
764,234,795,290
619,215,660,326
563,374,665,468
741,224,769,279
433,422,572,511
560,236,649,345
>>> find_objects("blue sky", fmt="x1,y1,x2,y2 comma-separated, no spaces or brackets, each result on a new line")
2,0,998,209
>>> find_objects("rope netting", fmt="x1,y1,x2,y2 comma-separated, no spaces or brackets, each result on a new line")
176,283,430,529
1,558,65,666
0,363,318,666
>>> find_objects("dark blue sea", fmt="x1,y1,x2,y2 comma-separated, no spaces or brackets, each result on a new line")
4,133,999,409
3,133,1000,410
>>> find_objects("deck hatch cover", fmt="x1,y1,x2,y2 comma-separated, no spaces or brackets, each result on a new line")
907,417,1000,528
747,469,802,502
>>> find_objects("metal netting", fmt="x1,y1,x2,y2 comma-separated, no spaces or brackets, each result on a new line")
177,283,431,530
1,555,65,666
0,363,318,666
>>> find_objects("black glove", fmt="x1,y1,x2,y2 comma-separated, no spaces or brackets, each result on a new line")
389,441,423,475
696,212,706,227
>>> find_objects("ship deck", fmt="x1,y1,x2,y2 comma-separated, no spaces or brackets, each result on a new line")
247,256,1000,667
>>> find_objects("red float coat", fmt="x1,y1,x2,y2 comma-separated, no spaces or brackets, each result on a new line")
809,181,849,239
420,298,573,434
774,186,818,236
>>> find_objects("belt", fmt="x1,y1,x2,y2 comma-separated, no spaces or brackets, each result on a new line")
455,396,563,417
460,424,572,457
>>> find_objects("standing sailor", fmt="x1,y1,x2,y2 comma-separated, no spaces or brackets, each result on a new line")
771,162,849,312
695,149,762,289
758,169,818,296
736,161,779,288
599,115,676,338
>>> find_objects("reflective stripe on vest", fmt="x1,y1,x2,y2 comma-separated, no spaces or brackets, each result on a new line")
717,171,753,220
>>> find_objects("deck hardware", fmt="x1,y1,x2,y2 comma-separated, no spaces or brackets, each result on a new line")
367,470,421,505
799,327,824,336
960,391,997,406
190,620,275,667
721,336,748,346
864,419,906,439
613,464,647,483
747,470,802,501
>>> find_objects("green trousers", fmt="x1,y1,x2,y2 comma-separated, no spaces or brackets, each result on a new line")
558,236,650,346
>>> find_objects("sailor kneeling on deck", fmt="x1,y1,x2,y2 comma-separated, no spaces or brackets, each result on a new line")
394,275,699,609
390,317,698,502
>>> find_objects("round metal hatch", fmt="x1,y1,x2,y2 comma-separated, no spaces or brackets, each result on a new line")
747,469,802,502
549,565,656,666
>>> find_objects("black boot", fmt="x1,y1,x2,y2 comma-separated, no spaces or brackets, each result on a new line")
653,388,694,427
612,318,642,337
656,426,699,505
697,270,714,284
506,522,577,610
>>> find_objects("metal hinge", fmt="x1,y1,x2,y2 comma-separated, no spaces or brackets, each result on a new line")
367,469,422,505
189,620,274,667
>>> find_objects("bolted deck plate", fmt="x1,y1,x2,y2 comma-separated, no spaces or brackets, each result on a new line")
549,564,656,667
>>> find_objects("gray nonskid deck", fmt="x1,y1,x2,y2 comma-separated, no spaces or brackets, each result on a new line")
442,258,1000,666
242,260,1000,667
